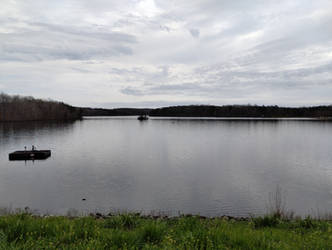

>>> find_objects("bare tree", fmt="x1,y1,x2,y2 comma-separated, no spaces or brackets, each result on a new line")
0,92,81,121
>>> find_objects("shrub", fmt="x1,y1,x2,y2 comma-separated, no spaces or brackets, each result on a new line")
252,215,280,228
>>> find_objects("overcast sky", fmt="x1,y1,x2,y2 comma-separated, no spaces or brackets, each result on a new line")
0,0,332,108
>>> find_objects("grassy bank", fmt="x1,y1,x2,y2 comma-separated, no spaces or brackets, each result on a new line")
0,213,332,249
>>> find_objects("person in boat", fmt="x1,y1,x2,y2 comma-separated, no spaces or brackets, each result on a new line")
32,145,36,151
138,114,148,120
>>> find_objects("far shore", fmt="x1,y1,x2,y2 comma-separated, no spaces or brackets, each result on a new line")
2,93,332,121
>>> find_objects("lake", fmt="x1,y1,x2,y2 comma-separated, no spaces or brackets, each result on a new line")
1,117,332,217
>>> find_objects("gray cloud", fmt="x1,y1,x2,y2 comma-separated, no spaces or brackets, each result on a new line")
92,100,208,109
121,87,144,96
189,28,200,38
0,0,331,107
0,19,136,62
119,60,332,103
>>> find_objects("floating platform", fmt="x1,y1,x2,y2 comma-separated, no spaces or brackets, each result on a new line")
9,150,51,161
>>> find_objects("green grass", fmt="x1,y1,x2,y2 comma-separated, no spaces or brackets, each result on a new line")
0,213,332,249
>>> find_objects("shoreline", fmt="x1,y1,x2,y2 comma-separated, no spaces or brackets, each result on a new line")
0,212,331,249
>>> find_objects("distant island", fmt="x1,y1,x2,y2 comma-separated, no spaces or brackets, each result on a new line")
1,92,332,121
0,93,81,121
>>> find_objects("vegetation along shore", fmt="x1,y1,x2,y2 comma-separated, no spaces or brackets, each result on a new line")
0,212,332,249
83,105,332,118
0,93,81,122
1,92,332,120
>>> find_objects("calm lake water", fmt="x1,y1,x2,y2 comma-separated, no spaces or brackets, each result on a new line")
1,117,332,217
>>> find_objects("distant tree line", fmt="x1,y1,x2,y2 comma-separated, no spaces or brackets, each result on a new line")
81,104,332,118
82,107,152,116
149,105,332,118
2,92,331,120
0,93,82,121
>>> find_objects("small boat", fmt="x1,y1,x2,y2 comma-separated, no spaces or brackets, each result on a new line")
9,149,51,161
137,114,149,121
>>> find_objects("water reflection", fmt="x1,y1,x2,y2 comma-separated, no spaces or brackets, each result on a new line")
0,118,332,216
0,121,77,147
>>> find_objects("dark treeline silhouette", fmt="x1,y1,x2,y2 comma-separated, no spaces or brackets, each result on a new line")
0,93,81,121
2,92,332,120
82,107,152,116
149,105,332,118
81,104,332,118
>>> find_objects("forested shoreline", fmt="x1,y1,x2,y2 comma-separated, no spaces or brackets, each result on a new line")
83,105,332,118
2,93,332,120
0,93,81,121
82,107,152,116
149,105,332,118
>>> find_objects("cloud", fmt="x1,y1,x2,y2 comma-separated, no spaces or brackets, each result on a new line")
189,28,200,38
0,0,332,107
91,100,208,109
0,19,136,62
118,59,332,107
121,87,144,96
